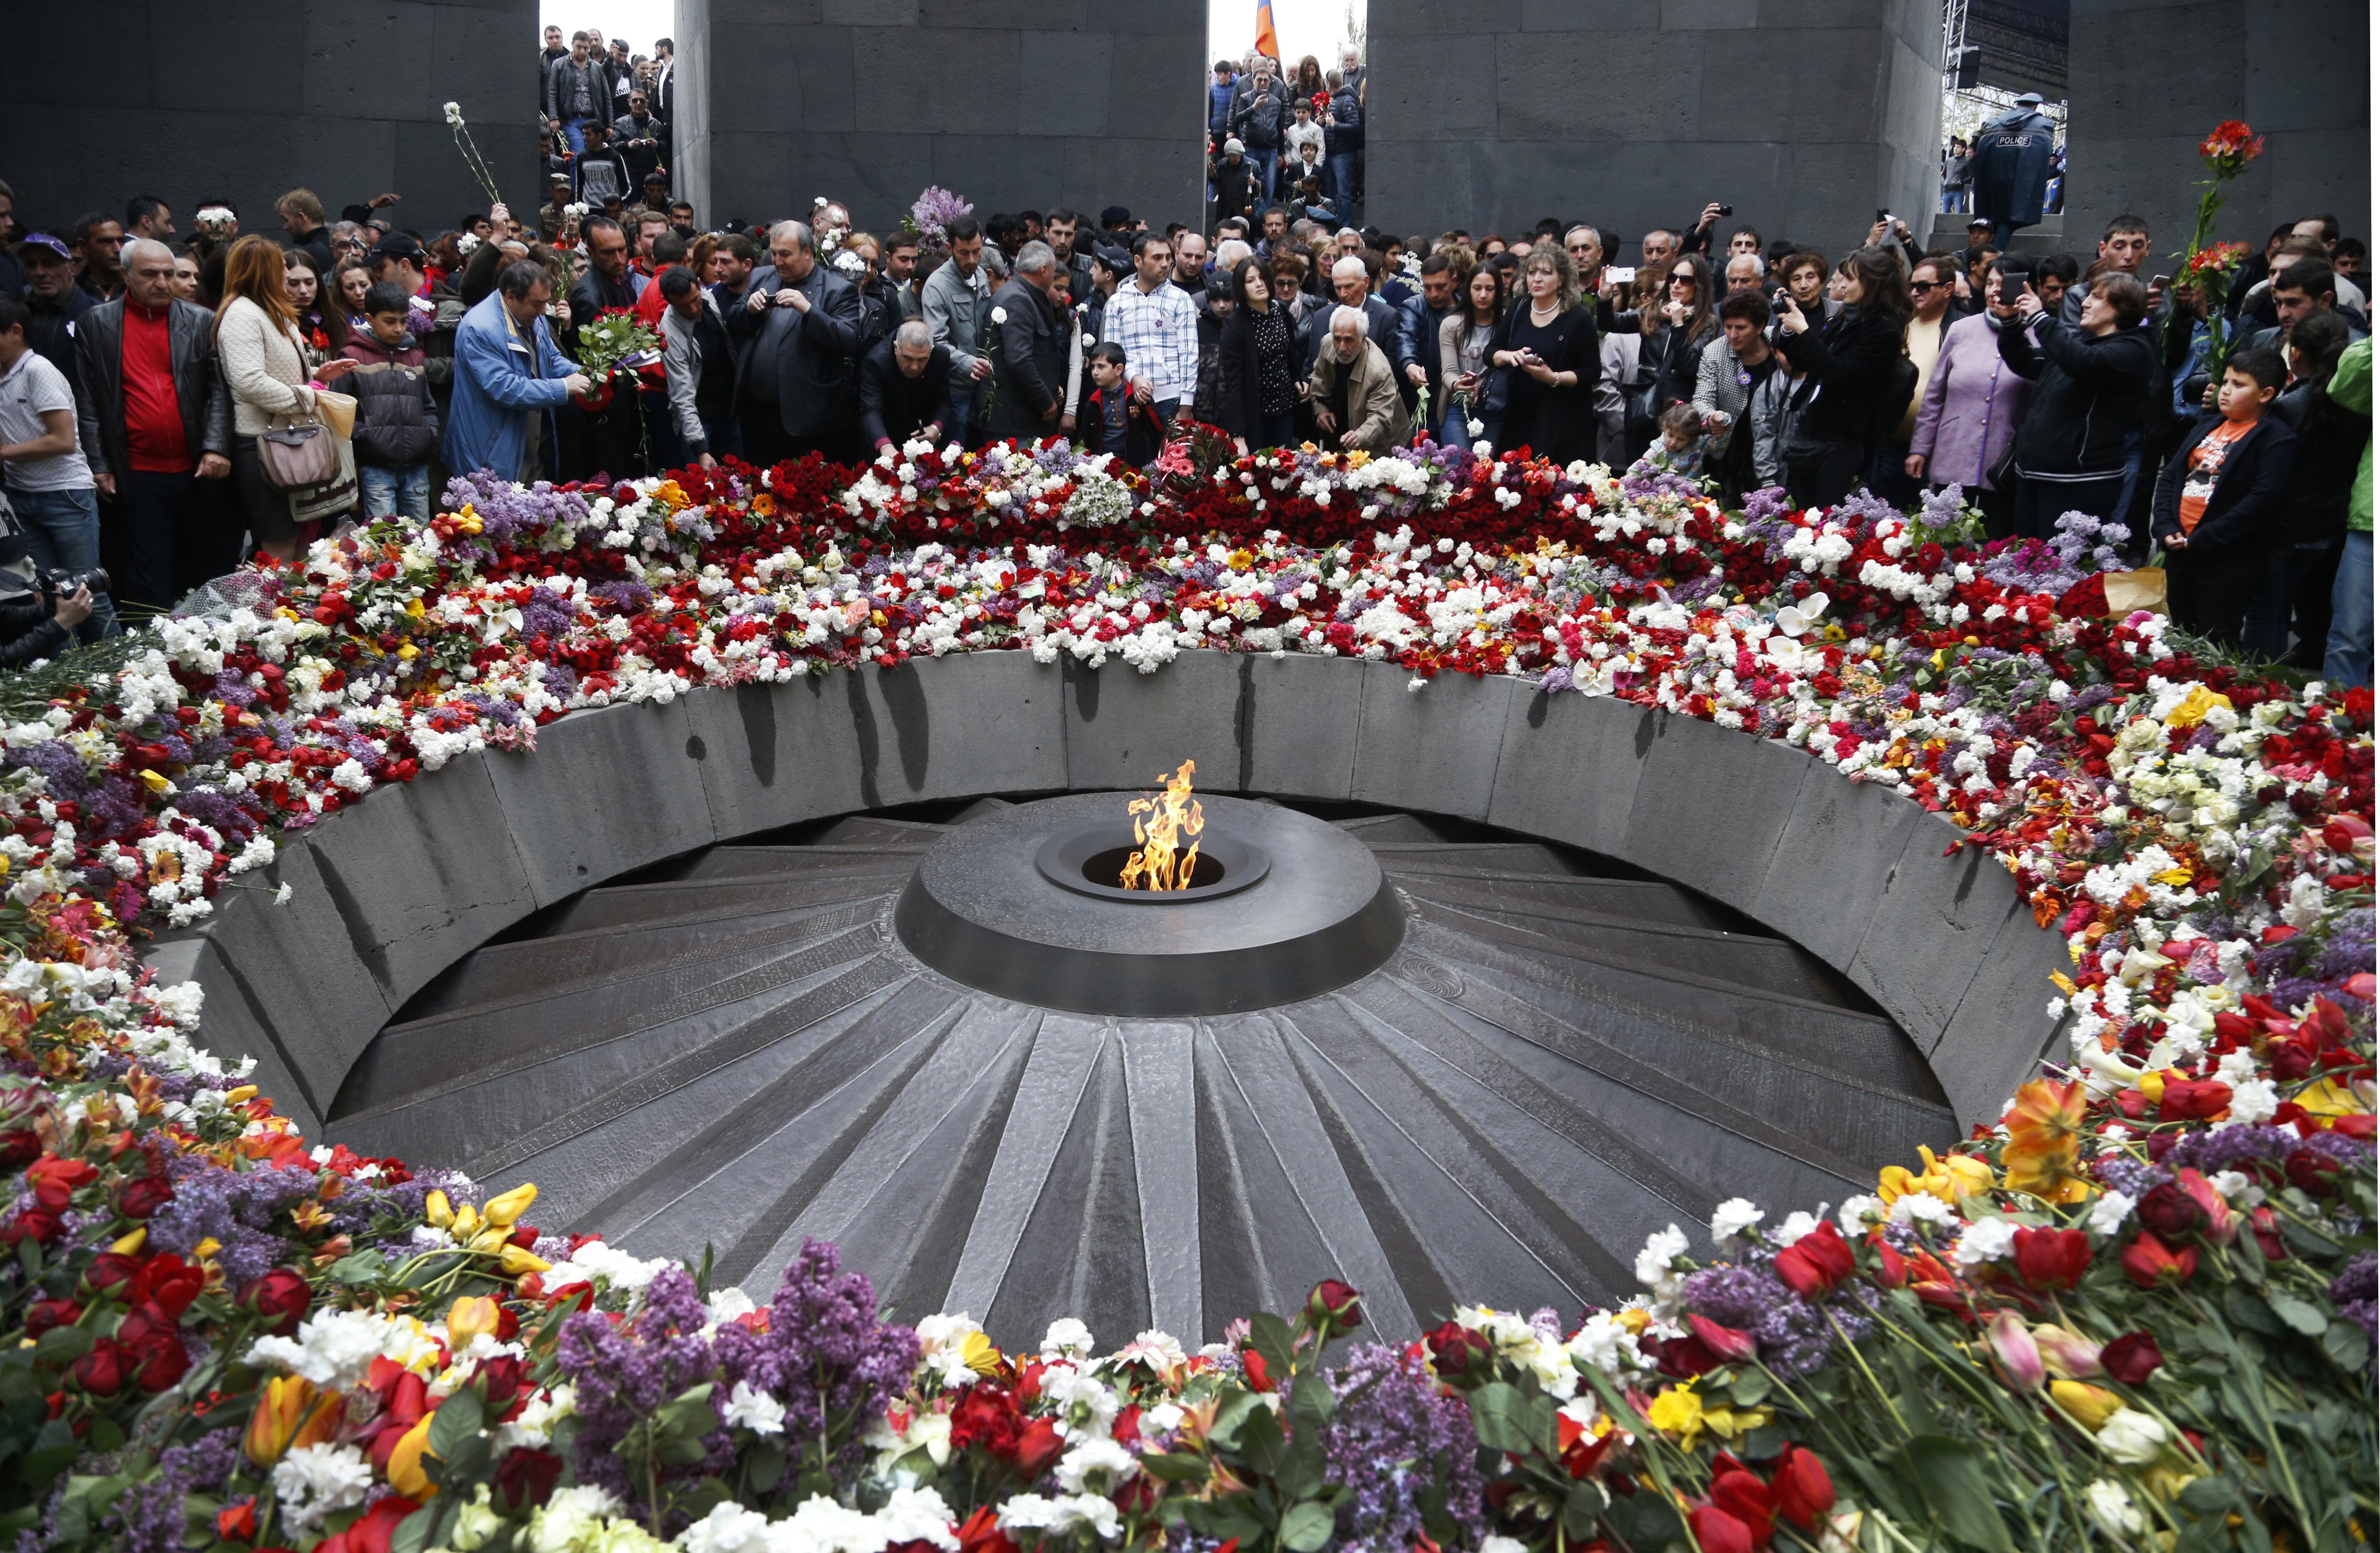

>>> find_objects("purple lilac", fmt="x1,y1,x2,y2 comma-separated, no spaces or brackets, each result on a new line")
1322,1342,1484,1553
103,1425,241,1553
710,1239,920,1485
2329,1251,2375,1343
558,1265,734,1516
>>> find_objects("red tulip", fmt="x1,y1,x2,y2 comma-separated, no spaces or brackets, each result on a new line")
1240,1348,1275,1392
2008,1226,2091,1291
1709,1466,1774,1545
2101,1331,2164,1384
1773,1221,1856,1301
114,1174,174,1220
2159,1076,2233,1122
216,1498,258,1542
1012,1417,1064,1480
2,1207,64,1248
957,1507,1021,1553
1686,1504,1756,1553
26,1154,98,1210
1688,1314,1759,1364
2120,1233,2199,1289
315,1496,416,1553
1771,1444,1836,1532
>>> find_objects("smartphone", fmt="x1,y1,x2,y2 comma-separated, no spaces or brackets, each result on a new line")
2149,274,2172,290
1877,208,1890,222
1605,265,1636,285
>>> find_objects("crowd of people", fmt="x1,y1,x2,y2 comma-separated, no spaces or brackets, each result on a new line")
0,27,2365,688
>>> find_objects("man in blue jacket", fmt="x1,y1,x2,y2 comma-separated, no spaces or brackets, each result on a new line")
444,262,588,480
1971,93,2056,248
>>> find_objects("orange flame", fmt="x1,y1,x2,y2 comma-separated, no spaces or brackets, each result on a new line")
1119,760,1204,891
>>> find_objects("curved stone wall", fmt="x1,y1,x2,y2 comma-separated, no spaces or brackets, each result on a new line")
147,654,2068,1142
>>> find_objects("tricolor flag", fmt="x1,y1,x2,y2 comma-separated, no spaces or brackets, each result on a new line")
1255,0,1280,64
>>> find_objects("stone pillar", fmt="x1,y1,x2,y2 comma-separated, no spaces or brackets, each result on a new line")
1,0,539,235
2062,0,2368,261
684,0,1204,236
1363,0,1941,251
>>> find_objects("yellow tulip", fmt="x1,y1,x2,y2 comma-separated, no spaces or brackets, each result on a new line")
2050,1379,2123,1431
139,770,170,795
225,1085,258,1104
446,1296,502,1348
245,1376,334,1467
111,1227,148,1256
2295,1076,2368,1121
498,1244,552,1276
424,1190,455,1229
2136,1069,2167,1107
385,1412,439,1499
481,1183,538,1229
405,597,427,619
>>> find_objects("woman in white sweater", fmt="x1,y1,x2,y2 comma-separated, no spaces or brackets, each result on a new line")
215,235,353,561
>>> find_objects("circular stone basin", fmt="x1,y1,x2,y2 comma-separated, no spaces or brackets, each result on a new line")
895,792,1403,1016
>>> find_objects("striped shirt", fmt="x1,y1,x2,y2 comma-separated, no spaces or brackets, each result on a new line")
1101,280,1200,404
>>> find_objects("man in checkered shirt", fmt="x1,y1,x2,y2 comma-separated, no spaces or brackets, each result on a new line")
1098,232,1199,426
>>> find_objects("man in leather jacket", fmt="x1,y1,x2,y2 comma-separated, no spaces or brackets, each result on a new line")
72,239,234,614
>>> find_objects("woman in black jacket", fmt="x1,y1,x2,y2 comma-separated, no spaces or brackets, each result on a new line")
1216,258,1303,453
1488,245,1599,466
1995,270,2161,540
1645,253,1719,419
1773,246,1911,506
2253,313,2366,662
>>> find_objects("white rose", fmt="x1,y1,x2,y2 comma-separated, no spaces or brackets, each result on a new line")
2096,1407,2168,1464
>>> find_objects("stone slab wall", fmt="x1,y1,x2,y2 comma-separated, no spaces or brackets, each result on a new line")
1363,0,1943,251
152,656,2068,1143
680,0,1206,236
2,0,541,240
2062,0,2368,265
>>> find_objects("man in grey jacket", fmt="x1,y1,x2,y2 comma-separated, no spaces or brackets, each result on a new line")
545,32,607,154
921,217,993,447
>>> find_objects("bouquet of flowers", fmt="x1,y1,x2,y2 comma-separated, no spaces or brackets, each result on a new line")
2166,120,2266,366
571,308,660,413
906,185,973,246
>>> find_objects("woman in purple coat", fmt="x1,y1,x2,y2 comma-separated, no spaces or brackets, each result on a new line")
1908,258,2034,538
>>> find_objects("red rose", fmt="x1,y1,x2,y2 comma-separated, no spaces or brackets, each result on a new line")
2,1207,63,1248
1773,1221,1856,1301
115,1174,174,1220
474,1354,526,1415
495,1447,563,1511
24,1298,81,1338
117,1301,192,1392
0,1128,41,1173
1686,1504,1756,1553
1771,1444,1836,1532
239,1269,312,1336
72,1338,129,1397
2119,1233,2198,1289
83,1252,142,1299
315,1496,417,1553
1304,1278,1364,1336
2135,1184,2206,1241
1422,1320,1493,1386
2101,1331,2164,1385
1012,1417,1064,1479
2010,1227,2091,1291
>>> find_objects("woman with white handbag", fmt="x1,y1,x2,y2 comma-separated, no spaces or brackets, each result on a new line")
215,235,356,562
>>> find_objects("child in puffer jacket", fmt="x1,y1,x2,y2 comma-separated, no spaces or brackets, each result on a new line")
339,282,441,521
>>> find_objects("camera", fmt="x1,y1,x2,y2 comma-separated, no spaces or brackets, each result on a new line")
1715,205,1733,217
42,567,109,599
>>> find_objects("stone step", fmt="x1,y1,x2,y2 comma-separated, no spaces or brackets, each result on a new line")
1397,883,1856,1009
1328,813,1452,843
541,868,908,934
1928,211,2068,256
811,815,953,846
678,844,928,882
1381,867,1728,929
333,923,890,1126
1360,841,1580,875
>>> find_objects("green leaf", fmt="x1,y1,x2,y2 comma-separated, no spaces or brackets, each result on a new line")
1248,1312,1297,1383
2176,1475,2237,1514
1238,1402,1285,1480
1467,1383,1532,1454
1208,1389,1261,1452
745,1439,786,1495
1289,1371,1334,1432
1280,1501,1336,1553
1890,1435,2014,1553
1138,1451,1211,1483
2263,1291,2330,1337
1561,1480,1608,1541
31,1325,91,1366
2223,1285,2283,1336
1278,1432,1327,1503
427,1389,485,1463
1728,1370,1773,1409
328,1250,390,1285
389,1503,440,1553
2322,1319,2369,1369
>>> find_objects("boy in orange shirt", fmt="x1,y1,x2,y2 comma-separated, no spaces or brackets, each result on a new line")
2152,347,2297,646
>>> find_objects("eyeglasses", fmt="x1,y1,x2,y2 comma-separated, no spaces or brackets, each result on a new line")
1909,279,1943,293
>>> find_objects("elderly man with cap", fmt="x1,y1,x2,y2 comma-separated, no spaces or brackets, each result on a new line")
1213,138,1256,227
15,235,94,398
72,238,234,612
1971,91,2057,247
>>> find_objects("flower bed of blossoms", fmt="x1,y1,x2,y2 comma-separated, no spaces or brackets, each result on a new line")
0,434,2368,1553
